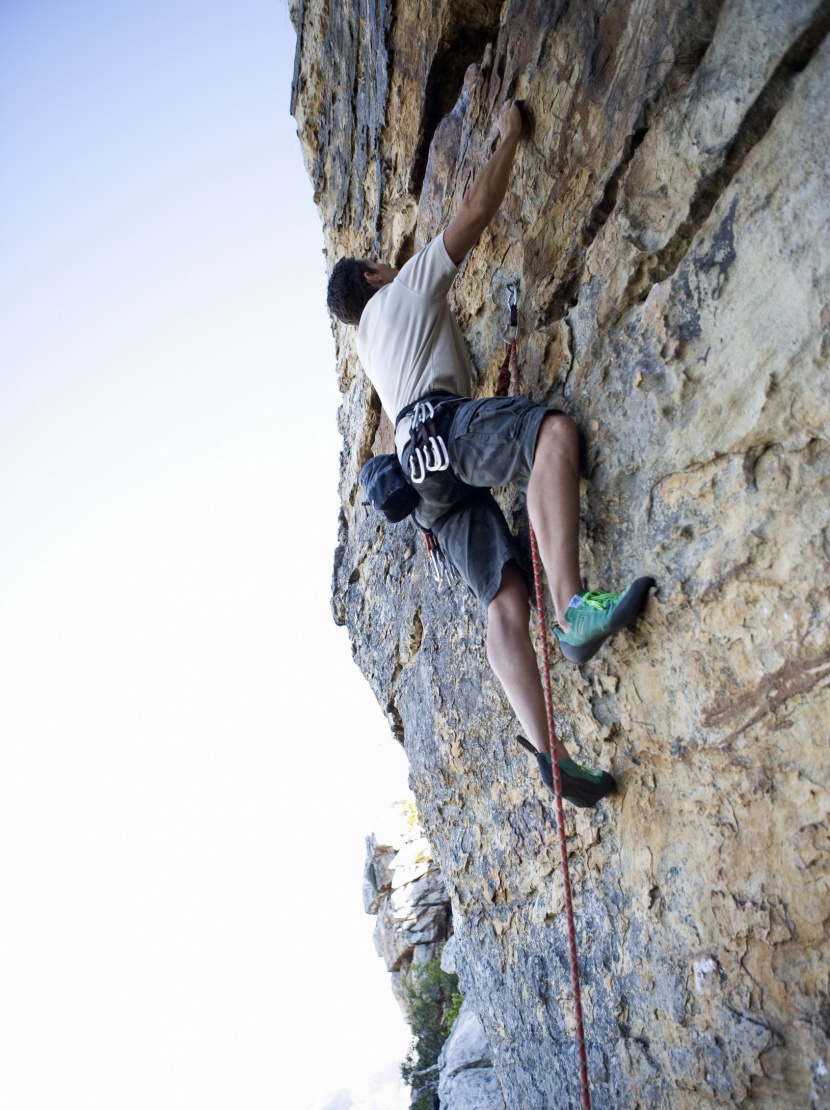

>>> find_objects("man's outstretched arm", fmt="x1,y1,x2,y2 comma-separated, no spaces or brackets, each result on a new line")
443,100,523,266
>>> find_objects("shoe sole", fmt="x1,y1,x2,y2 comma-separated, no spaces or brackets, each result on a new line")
558,576,655,665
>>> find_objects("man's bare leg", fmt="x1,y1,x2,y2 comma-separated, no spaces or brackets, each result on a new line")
486,563,570,761
487,562,617,805
526,413,582,628
527,410,654,666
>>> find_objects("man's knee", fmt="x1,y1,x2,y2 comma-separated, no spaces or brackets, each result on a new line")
487,563,529,629
534,412,580,462
534,410,581,452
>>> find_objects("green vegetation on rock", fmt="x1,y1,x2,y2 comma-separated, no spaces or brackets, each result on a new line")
401,952,463,1108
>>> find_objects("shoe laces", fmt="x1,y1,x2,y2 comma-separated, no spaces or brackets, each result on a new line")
580,589,621,611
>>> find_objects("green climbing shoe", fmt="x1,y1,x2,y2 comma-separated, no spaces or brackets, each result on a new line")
517,737,615,808
554,576,655,664
538,752,615,808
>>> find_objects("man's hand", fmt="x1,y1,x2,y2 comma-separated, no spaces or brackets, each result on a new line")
443,100,523,265
498,99,522,144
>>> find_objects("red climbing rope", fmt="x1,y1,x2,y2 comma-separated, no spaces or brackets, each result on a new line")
499,308,592,1110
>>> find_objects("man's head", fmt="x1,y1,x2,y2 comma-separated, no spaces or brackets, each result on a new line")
326,258,398,325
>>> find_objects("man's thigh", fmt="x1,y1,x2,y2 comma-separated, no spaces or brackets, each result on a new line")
447,396,553,490
435,490,530,609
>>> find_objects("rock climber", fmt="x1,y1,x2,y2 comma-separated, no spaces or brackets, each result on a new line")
326,99,654,807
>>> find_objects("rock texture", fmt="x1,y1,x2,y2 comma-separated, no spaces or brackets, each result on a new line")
292,1,830,1106
438,939,506,1110
437,1003,506,1110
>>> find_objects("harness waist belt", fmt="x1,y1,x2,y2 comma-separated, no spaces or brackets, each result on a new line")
394,390,460,429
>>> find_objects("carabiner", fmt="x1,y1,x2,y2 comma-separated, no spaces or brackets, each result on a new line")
503,281,519,340
410,400,434,431
425,435,449,471
409,446,427,484
428,550,443,583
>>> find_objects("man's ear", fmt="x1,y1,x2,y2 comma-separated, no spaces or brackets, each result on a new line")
364,269,380,288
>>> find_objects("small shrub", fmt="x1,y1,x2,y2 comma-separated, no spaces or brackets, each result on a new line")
403,798,420,831
400,951,464,1105
444,987,463,1032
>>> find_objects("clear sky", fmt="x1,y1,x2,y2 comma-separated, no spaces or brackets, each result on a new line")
0,3,411,1107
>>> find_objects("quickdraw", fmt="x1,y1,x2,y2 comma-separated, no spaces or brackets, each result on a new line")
422,529,459,586
407,400,450,484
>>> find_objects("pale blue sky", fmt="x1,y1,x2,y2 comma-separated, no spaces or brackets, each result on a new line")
0,3,410,1107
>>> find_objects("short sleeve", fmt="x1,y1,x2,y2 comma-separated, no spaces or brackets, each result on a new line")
396,233,458,299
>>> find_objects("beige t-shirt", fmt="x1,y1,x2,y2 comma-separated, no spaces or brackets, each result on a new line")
356,233,473,457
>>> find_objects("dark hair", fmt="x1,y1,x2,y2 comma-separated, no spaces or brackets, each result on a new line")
326,257,375,325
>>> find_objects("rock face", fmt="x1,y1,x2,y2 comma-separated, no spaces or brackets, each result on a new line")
438,939,506,1110
437,1003,505,1110
292,1,830,1106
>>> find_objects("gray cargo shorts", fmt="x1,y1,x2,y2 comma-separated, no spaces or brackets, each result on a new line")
399,394,559,608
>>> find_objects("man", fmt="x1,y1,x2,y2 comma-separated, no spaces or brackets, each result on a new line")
327,100,654,807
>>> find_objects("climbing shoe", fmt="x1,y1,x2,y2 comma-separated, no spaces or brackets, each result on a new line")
517,736,615,809
554,576,655,665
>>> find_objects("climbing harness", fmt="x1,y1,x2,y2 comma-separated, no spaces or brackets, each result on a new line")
404,397,458,588
498,280,592,1110
359,397,459,586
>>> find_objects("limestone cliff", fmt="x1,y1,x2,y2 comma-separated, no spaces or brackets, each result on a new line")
291,1,830,1106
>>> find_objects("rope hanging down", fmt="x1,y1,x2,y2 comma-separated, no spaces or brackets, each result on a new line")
496,284,591,1110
